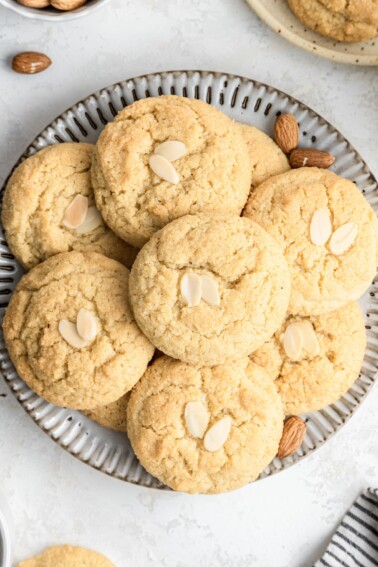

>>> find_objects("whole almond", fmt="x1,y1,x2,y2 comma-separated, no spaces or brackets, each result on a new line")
277,416,306,459
51,0,86,9
12,52,52,74
274,114,299,154
289,148,335,169
17,0,50,7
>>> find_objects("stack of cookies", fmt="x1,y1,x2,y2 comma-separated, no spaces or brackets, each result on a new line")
2,95,376,494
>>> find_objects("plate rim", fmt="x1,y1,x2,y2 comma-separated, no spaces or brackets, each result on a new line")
1,68,378,491
245,0,378,66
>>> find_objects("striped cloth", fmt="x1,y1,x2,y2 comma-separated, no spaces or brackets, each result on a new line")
315,488,378,567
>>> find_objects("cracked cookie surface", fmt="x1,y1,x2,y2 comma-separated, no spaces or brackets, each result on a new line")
127,356,284,494
238,123,290,189
3,251,154,410
83,392,130,432
2,143,137,270
129,214,291,366
18,545,115,567
251,302,366,414
92,96,252,248
243,167,377,316
288,0,378,42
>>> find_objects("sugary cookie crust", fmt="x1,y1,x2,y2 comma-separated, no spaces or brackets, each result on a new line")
17,545,115,567
129,213,291,366
2,143,136,269
238,123,290,188
92,96,252,248
251,302,366,414
83,392,130,432
127,356,284,494
288,0,378,42
3,251,154,410
243,167,377,316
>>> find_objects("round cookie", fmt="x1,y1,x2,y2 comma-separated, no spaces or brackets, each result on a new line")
243,167,377,316
92,95,252,248
129,213,291,366
251,302,366,415
17,545,115,567
127,356,284,494
83,392,129,433
2,143,137,269
288,0,378,42
3,251,154,410
238,123,290,188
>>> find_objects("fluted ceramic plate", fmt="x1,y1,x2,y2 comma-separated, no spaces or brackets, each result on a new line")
246,0,378,66
1,71,377,491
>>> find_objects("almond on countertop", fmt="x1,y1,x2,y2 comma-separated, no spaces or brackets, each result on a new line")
274,114,299,154
277,416,307,459
12,52,52,74
289,148,335,169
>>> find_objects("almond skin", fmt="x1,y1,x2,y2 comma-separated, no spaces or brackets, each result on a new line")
17,0,50,6
289,148,335,169
277,416,306,459
274,114,299,154
51,0,86,9
12,52,52,75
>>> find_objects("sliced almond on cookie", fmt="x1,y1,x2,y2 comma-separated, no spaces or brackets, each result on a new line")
200,275,220,307
59,320,89,349
76,309,97,342
149,154,179,184
63,195,88,229
329,222,358,255
75,206,102,234
185,401,209,439
203,416,232,452
294,321,320,357
310,208,332,246
283,324,303,361
181,273,202,307
155,141,187,162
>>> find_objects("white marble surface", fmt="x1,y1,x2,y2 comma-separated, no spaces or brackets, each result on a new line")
0,1,378,566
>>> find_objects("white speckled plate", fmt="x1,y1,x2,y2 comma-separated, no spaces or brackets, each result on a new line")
246,0,378,66
1,70,378,490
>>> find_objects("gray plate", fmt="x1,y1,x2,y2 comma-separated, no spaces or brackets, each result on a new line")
1,70,377,490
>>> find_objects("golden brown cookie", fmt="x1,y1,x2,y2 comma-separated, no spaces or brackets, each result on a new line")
129,214,291,366
238,123,290,189
127,356,284,494
17,545,115,567
83,393,129,433
243,167,377,316
251,302,366,414
2,143,136,269
288,0,378,42
92,96,252,247
3,251,154,410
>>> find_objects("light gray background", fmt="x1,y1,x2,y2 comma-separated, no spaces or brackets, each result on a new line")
1,1,378,566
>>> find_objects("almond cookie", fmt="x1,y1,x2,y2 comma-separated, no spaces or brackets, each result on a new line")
92,96,252,248
251,302,366,415
3,251,154,410
239,123,290,189
83,392,129,433
18,545,115,567
129,214,291,366
2,143,137,269
127,356,284,494
288,0,378,42
243,167,377,316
